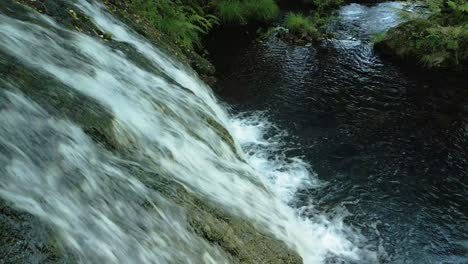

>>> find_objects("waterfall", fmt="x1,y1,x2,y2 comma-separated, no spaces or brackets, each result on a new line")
0,0,373,263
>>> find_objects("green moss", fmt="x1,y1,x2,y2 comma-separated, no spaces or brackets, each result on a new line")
377,19,468,68
206,117,238,156
15,0,111,40
131,167,302,264
375,0,468,70
371,32,388,43
278,12,323,44
0,51,122,151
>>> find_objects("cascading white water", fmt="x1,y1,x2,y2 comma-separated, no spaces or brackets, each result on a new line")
0,88,228,263
0,1,375,263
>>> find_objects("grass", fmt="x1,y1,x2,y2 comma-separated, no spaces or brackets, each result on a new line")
285,13,318,36
217,1,247,24
216,0,280,25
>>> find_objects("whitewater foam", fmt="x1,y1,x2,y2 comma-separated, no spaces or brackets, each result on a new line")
0,1,377,263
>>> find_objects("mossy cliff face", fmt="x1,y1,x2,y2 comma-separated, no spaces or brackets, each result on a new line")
0,1,303,263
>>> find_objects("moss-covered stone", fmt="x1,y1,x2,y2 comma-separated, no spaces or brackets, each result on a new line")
0,52,122,151
14,0,118,41
0,199,76,263
131,167,302,264
375,18,468,71
375,19,435,65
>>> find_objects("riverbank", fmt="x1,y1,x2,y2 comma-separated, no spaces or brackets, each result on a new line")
100,0,352,83
212,2,468,263
374,0,468,72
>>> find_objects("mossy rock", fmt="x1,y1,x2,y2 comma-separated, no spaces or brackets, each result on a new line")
277,28,322,45
0,199,76,263
0,52,122,151
14,0,110,40
131,167,303,264
375,18,468,70
375,19,434,63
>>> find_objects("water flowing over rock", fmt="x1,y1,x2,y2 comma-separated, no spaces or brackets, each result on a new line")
0,0,371,263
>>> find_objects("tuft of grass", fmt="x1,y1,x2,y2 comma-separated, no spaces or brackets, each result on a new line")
217,1,247,24
285,13,318,36
245,0,280,22
216,0,279,25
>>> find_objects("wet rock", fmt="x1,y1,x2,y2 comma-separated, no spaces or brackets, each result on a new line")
277,28,321,45
0,200,76,263
0,1,304,263
132,168,302,264
0,52,122,152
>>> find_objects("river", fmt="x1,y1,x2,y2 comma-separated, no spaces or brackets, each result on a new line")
210,2,468,263
0,0,467,263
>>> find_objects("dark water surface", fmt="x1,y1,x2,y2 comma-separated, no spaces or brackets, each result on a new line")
210,2,468,263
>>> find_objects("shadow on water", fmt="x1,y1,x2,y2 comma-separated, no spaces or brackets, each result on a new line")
208,2,468,263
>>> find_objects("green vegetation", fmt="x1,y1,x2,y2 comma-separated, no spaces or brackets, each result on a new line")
279,0,343,43
285,13,319,36
125,0,218,50
216,0,279,24
122,0,281,49
375,0,468,69
308,0,344,12
101,0,283,78
371,32,387,43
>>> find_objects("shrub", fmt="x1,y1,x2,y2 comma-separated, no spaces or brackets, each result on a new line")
245,0,280,22
126,0,218,49
285,13,318,36
217,0,247,24
419,25,468,66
